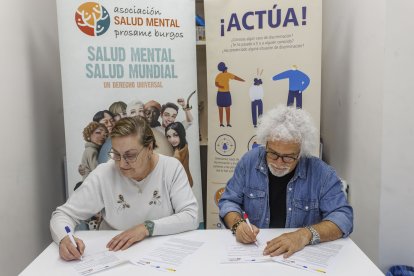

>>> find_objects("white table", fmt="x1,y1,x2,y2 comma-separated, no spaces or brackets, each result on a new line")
20,229,383,276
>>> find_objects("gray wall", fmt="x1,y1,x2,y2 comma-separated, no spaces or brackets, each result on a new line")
0,1,66,275
322,0,414,272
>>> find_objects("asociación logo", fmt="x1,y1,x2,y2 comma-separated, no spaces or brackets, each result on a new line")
75,2,110,36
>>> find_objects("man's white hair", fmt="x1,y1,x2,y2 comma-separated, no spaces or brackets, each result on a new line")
256,105,317,157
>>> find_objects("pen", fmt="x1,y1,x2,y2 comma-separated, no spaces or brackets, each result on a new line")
65,226,82,259
243,212,259,247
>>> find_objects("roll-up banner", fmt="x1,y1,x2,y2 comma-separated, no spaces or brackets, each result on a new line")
56,0,204,226
204,0,322,228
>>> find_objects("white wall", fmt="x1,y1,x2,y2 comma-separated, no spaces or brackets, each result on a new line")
322,0,414,272
379,0,414,269
0,1,66,275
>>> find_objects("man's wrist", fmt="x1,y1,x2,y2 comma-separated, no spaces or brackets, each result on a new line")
305,226,320,245
230,218,246,234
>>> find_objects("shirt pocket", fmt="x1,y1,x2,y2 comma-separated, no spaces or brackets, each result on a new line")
292,199,321,227
244,188,266,222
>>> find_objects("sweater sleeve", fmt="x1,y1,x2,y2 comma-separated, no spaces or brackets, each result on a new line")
50,172,105,244
152,159,198,235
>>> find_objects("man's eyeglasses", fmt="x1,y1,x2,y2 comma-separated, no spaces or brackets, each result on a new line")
108,147,145,163
265,149,299,164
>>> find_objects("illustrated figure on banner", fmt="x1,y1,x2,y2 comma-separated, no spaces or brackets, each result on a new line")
127,100,145,117
165,122,193,187
215,62,245,127
144,100,162,128
80,122,108,180
77,120,109,230
249,68,264,128
142,99,174,157
272,65,310,109
157,94,194,133
109,101,127,122
95,110,115,164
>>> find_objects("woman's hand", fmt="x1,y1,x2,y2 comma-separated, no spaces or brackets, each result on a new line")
59,236,85,261
106,224,149,251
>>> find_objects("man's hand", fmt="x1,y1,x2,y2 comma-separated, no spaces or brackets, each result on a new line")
106,224,149,251
59,236,85,261
177,98,186,107
263,228,310,258
235,222,260,244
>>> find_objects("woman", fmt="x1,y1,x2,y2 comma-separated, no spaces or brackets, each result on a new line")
93,110,114,164
215,61,245,127
109,101,127,122
50,116,198,261
80,122,108,180
93,110,115,134
165,122,193,187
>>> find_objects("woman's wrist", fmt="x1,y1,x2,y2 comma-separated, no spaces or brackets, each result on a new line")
144,220,154,236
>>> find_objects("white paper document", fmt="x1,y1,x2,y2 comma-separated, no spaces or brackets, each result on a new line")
272,242,344,273
221,242,271,263
71,236,127,275
131,237,204,272
73,251,127,275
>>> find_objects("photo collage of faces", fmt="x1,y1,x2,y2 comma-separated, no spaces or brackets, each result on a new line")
78,96,195,185
76,97,196,229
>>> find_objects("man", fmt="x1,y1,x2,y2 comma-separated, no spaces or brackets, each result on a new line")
143,100,174,157
157,99,193,133
272,65,310,109
144,100,162,127
218,106,353,258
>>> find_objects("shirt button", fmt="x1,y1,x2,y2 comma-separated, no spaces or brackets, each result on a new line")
250,193,253,197
305,206,309,210
289,188,292,191
288,208,292,211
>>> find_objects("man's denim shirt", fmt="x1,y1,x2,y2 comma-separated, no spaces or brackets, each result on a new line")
218,146,353,237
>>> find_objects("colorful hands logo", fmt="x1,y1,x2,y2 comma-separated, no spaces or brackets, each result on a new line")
75,2,110,36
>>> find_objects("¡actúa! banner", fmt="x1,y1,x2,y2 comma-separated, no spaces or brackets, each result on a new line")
204,0,321,228
56,0,203,226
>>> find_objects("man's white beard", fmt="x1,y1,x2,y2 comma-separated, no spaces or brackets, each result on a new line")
268,164,290,177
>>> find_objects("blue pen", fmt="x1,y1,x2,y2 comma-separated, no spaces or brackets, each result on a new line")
65,226,82,259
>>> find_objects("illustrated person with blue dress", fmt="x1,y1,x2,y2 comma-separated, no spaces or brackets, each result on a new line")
272,65,310,109
219,106,353,258
215,62,245,127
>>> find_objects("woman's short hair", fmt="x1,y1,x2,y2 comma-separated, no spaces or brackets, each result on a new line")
110,116,158,149
165,122,187,149
93,110,114,122
82,122,107,142
256,106,317,157
126,100,144,116
109,101,127,116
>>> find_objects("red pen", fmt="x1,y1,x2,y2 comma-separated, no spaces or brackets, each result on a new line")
243,212,259,247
